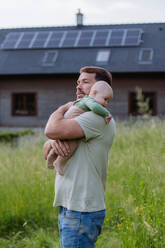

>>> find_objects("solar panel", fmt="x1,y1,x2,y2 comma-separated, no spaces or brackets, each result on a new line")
1,28,143,50
96,30,109,38
76,31,94,47
92,30,109,46
125,37,139,45
93,39,107,46
109,38,123,46
22,32,35,39
32,40,47,48
77,39,91,47
36,32,50,39
46,31,64,48
51,32,64,39
31,32,50,48
80,31,93,38
124,29,142,46
1,40,17,49
17,40,31,49
106,30,124,46
46,39,61,48
62,39,76,47
127,30,140,36
60,31,79,47
65,31,79,38
111,30,124,37
7,32,21,39
16,32,35,48
1,32,22,49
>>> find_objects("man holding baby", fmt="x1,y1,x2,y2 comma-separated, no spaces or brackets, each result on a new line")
44,66,116,248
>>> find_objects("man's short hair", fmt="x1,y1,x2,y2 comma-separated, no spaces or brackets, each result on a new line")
80,66,112,86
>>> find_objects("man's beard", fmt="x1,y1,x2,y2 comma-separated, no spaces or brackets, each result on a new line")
76,90,85,99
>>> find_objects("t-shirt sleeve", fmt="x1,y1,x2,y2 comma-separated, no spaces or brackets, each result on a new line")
74,111,105,141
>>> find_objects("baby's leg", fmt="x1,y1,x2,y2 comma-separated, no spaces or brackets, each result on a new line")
47,148,57,169
54,140,78,176
43,140,52,160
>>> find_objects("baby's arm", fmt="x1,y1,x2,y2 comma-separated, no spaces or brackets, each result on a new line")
85,98,111,123
85,98,110,117
54,140,78,175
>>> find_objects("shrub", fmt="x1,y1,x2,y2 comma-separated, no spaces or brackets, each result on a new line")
0,130,35,143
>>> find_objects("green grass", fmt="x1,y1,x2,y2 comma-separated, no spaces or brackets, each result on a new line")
0,119,165,247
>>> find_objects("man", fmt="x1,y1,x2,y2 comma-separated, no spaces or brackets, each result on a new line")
44,66,116,248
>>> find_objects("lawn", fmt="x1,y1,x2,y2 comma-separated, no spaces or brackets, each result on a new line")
0,119,165,247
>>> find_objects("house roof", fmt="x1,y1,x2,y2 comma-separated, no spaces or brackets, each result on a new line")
0,23,164,75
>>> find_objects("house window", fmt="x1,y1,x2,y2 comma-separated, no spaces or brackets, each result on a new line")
138,48,153,64
129,92,156,116
42,51,58,66
12,93,37,116
96,50,110,64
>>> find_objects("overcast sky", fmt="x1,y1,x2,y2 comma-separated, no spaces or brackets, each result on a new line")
0,0,165,29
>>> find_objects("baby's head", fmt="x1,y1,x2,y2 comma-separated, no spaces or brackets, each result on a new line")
89,80,113,107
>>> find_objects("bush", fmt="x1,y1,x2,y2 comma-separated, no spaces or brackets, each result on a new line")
0,130,35,143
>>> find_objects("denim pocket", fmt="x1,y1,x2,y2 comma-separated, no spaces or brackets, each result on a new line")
87,214,105,243
92,215,105,235
60,210,81,230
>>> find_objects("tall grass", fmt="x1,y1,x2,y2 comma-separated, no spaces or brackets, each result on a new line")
0,119,165,247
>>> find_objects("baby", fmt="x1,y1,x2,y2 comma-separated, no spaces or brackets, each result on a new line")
44,80,113,176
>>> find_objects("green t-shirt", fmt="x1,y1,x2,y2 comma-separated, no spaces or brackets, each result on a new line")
54,111,116,212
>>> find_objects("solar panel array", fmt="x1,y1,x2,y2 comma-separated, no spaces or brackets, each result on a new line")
1,29,143,50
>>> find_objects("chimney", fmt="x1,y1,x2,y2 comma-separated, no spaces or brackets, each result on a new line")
76,9,83,26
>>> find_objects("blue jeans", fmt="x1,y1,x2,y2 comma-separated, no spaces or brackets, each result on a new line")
58,207,105,248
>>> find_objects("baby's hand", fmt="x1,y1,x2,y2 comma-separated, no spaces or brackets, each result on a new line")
105,115,112,124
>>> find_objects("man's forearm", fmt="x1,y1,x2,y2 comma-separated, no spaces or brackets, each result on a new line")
44,103,84,140
44,105,67,139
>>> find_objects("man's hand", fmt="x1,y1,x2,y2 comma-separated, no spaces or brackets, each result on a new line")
58,101,73,114
43,139,71,159
50,139,71,157
105,115,112,124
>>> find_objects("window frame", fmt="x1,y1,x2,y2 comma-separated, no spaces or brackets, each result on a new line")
12,92,37,116
96,49,111,65
138,48,154,64
42,51,58,66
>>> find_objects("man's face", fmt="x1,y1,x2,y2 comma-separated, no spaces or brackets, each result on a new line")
76,72,97,99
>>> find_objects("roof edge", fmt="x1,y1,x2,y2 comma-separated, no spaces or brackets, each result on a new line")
0,22,165,31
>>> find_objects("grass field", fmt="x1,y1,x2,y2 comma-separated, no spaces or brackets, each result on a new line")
0,119,165,247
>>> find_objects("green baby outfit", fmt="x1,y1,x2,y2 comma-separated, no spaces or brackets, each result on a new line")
75,96,110,117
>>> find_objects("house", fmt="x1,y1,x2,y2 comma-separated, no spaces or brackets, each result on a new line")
0,11,165,126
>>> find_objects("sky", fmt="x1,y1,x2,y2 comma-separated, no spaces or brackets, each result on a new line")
0,0,165,29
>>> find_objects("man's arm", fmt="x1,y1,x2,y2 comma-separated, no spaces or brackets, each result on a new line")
44,103,85,140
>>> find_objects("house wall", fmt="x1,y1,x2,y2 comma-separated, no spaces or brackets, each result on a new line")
110,74,165,119
0,75,77,126
0,73,164,126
